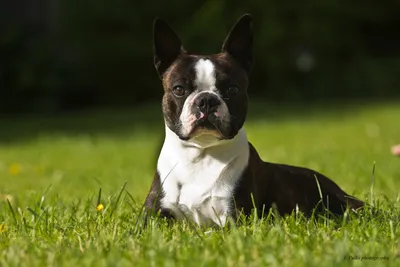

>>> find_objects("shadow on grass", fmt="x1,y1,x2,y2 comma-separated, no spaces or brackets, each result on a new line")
0,98,389,145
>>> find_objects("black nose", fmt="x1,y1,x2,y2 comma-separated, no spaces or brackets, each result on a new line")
194,93,221,113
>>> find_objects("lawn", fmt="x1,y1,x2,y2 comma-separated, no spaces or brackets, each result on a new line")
0,100,399,267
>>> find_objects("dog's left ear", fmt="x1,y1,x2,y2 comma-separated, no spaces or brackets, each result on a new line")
221,14,253,72
153,18,186,77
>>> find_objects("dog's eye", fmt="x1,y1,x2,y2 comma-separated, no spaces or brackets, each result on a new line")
227,86,239,96
172,85,186,97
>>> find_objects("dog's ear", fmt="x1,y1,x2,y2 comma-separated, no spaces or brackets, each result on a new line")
153,18,185,77
221,14,253,72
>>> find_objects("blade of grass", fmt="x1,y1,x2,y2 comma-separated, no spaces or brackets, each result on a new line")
7,198,18,227
370,162,376,206
97,188,102,206
109,181,127,219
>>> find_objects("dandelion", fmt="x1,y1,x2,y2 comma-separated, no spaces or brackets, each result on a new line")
9,163,21,175
0,223,6,233
96,204,104,211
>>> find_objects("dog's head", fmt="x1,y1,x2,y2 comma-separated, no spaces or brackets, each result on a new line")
153,14,253,145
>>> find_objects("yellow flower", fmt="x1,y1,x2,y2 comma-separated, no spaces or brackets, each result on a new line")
0,223,6,233
9,163,21,175
96,204,104,211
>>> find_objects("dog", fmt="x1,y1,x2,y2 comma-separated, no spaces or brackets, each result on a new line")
144,14,364,227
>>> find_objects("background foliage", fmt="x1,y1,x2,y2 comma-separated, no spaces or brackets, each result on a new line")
1,1,399,113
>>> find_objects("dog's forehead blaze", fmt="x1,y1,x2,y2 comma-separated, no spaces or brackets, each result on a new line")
194,58,216,90
161,53,248,90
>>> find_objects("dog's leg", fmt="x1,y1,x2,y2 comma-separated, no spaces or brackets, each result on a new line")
143,172,176,221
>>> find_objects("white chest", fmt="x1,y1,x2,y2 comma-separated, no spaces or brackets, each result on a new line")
157,127,249,227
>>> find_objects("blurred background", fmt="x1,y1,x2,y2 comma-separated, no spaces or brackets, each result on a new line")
1,0,399,114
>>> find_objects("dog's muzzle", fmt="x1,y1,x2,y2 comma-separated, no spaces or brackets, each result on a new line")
178,91,231,140
194,93,221,122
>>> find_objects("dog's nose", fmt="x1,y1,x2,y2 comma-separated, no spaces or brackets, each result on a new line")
194,93,221,113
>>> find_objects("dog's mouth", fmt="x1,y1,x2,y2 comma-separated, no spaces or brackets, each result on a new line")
188,112,230,139
175,107,235,142
195,113,217,129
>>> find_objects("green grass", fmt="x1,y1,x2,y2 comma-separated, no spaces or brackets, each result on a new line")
0,100,399,266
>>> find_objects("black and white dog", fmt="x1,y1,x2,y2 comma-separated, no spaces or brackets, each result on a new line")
144,14,364,227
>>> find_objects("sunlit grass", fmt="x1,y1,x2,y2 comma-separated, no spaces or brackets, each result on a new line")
0,100,399,266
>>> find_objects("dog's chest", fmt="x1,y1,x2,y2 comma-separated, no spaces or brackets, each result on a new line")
158,153,236,226
157,131,249,226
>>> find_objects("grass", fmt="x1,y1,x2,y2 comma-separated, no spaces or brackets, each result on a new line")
0,100,399,266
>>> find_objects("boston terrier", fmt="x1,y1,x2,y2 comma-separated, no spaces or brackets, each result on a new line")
144,14,364,227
